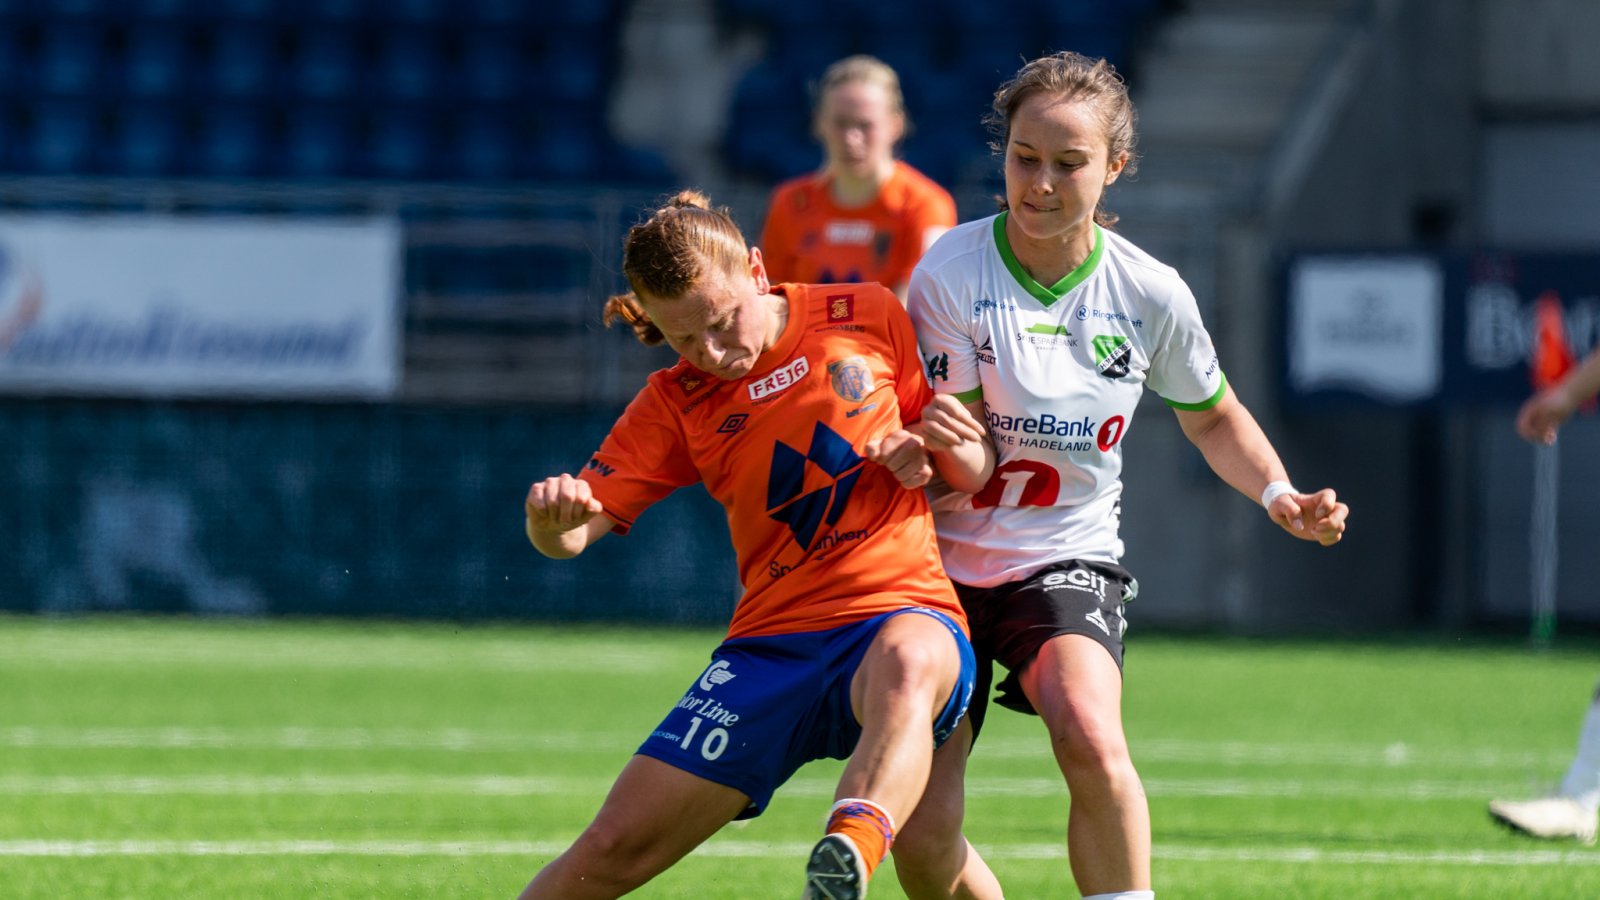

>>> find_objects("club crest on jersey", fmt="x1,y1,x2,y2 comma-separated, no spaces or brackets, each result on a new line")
1092,335,1132,378
828,356,874,403
676,372,706,394
827,293,855,323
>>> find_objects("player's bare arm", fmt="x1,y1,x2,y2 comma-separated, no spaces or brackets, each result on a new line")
1174,389,1348,547
524,474,615,559
916,394,994,493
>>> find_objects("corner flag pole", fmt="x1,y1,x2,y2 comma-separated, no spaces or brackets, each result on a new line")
1527,291,1574,648
1530,439,1558,648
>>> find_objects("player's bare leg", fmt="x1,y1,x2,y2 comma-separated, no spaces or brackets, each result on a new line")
804,612,964,896
892,717,1006,899
1020,634,1151,896
518,755,749,899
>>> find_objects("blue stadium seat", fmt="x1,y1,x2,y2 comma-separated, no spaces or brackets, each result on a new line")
104,104,186,176
287,0,367,22
462,0,521,25
384,0,446,24
36,22,106,97
293,28,361,100
607,142,677,187
372,28,442,102
209,0,275,21
536,31,606,104
456,31,524,102
26,101,99,175
364,108,437,180
529,119,601,182
125,0,198,19
205,23,278,98
283,105,354,178
194,106,270,177
447,109,513,180
124,23,192,98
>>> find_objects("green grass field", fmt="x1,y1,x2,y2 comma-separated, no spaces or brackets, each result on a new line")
3,615,1598,898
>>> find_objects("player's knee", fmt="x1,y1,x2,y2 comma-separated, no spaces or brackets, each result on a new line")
1047,714,1131,775
565,822,666,890
876,620,959,686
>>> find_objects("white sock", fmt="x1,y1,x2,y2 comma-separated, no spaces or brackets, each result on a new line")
1559,684,1600,812
1082,893,1154,900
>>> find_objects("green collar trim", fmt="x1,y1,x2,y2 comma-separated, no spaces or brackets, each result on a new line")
993,213,1104,308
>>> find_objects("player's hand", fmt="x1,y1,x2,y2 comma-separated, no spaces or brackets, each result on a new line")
525,474,603,534
918,394,986,453
1515,388,1575,445
1267,487,1348,546
864,429,935,489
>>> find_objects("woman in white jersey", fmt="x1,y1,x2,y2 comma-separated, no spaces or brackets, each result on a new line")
890,52,1350,900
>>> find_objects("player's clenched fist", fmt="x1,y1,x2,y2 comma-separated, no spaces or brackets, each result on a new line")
525,474,603,534
863,430,935,489
918,394,985,453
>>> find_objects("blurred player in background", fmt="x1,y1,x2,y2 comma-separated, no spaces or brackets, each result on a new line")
891,52,1349,900
761,55,957,300
519,190,997,899
1488,346,1600,844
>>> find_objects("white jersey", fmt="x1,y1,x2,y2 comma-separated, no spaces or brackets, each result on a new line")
908,213,1225,588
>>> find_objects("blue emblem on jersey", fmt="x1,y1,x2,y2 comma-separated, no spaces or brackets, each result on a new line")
827,356,873,403
766,422,865,550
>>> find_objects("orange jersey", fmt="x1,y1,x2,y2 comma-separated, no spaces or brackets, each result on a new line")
761,161,957,292
578,282,964,640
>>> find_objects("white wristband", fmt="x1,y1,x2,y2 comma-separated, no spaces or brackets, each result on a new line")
1260,480,1298,510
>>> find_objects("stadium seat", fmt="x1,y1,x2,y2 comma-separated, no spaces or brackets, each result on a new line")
293,28,362,101
194,105,270,177
104,104,186,177
382,0,446,25
447,108,513,180
364,108,437,180
456,31,524,102
35,21,106,97
372,27,442,102
26,101,99,175
204,23,279,98
209,0,276,21
535,31,607,105
283,105,354,178
123,23,193,98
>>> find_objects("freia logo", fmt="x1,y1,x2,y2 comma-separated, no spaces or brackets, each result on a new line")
766,422,865,550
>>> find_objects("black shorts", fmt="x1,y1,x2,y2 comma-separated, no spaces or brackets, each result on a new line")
957,559,1138,737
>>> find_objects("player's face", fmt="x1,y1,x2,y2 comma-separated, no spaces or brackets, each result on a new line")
644,249,779,380
816,81,903,180
1002,92,1127,247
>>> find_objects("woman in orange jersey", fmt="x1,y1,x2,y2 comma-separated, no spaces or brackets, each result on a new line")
519,190,997,900
761,55,958,300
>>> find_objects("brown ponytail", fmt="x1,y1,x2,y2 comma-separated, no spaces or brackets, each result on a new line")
605,190,751,346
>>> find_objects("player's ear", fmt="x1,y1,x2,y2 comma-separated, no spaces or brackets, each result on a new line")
748,246,770,292
1105,150,1129,186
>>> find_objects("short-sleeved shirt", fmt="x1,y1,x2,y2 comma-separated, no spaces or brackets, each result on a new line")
579,282,965,640
761,161,957,291
907,213,1227,588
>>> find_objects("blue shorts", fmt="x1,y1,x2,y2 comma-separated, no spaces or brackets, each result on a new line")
636,607,976,820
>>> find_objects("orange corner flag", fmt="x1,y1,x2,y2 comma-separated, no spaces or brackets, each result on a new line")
1530,290,1576,391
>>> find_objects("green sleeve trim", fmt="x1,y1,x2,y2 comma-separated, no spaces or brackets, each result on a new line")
1163,371,1228,411
951,386,984,404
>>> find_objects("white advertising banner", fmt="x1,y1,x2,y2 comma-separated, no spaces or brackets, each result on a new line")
0,215,401,399
1288,256,1443,403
